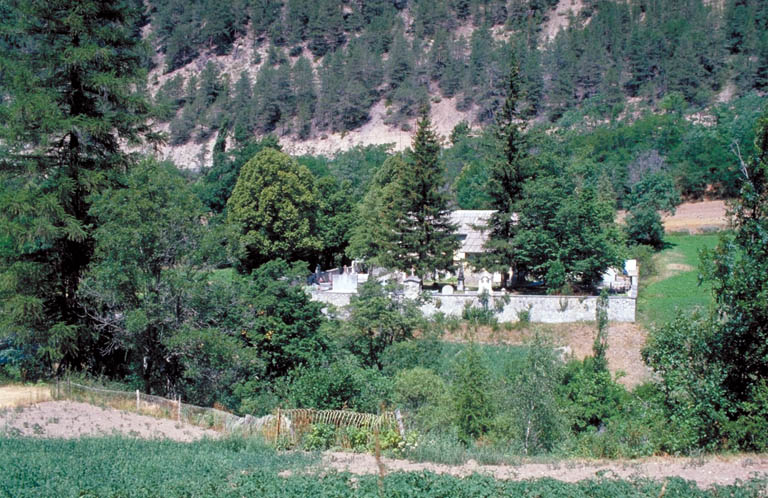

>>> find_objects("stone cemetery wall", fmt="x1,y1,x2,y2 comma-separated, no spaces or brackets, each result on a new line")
309,290,636,323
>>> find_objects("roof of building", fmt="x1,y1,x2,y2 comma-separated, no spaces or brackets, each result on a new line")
450,210,495,254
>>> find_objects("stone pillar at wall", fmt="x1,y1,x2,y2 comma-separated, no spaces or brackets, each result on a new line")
403,275,422,299
478,270,492,294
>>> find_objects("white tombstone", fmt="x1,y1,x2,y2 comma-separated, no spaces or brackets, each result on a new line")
403,275,422,299
625,259,638,277
441,284,454,295
478,270,493,294
332,267,358,293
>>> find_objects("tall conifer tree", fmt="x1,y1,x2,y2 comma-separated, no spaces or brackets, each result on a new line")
0,0,151,374
482,54,532,284
390,109,458,277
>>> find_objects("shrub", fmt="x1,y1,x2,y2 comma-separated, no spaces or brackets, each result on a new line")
288,355,392,413
625,206,665,249
393,367,452,432
303,423,336,450
452,342,495,444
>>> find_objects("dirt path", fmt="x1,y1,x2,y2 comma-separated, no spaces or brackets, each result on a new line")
324,451,768,489
0,400,219,441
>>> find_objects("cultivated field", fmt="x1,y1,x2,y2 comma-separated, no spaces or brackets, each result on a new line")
0,399,219,441
2,394,767,494
661,200,728,233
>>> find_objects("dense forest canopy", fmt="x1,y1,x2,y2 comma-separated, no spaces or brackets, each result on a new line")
148,0,768,139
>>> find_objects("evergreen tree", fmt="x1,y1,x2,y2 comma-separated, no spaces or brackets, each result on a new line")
292,57,316,139
231,71,254,143
389,110,459,276
0,0,151,375
481,55,532,283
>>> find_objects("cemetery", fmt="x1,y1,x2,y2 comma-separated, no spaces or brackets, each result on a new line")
309,210,638,323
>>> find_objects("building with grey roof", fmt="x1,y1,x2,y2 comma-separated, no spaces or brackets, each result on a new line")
450,210,495,260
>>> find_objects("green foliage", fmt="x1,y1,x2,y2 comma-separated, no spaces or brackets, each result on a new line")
197,135,281,213
239,260,328,380
0,0,151,377
302,423,337,450
3,436,766,497
393,367,452,432
693,108,768,437
511,173,625,290
289,355,391,413
337,279,423,370
506,332,566,455
482,55,534,278
452,342,494,444
227,148,320,272
78,159,206,393
642,312,729,453
625,206,665,249
357,112,459,275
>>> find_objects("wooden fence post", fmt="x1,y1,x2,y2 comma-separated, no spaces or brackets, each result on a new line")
276,407,281,444
136,390,140,411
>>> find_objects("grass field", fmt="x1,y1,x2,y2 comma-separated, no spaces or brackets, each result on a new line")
637,234,720,327
2,436,765,497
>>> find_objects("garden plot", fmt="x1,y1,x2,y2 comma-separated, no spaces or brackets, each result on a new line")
0,400,218,442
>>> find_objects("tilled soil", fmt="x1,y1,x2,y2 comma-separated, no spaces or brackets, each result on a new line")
0,400,219,442
323,451,768,489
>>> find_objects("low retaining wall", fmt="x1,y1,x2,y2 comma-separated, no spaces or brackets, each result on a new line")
309,291,636,323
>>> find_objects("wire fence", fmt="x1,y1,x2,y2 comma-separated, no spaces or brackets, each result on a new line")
54,379,404,442
56,380,241,432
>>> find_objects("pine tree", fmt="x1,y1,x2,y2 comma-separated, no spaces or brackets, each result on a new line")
231,71,254,143
0,0,151,375
481,54,532,283
292,57,316,139
389,110,458,276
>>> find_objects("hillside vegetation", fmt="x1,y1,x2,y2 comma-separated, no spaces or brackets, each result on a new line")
2,0,768,481
142,0,768,159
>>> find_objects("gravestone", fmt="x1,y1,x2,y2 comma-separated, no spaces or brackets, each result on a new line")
441,285,454,295
478,270,492,294
403,274,422,299
332,266,358,293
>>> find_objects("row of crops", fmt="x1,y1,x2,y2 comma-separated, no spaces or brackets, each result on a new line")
2,436,766,497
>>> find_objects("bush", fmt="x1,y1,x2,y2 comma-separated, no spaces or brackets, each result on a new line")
393,367,452,432
288,355,392,413
303,423,336,450
625,206,665,249
380,338,443,376
461,291,497,326
452,342,495,444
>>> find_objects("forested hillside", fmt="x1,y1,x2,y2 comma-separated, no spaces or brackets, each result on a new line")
142,0,768,161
